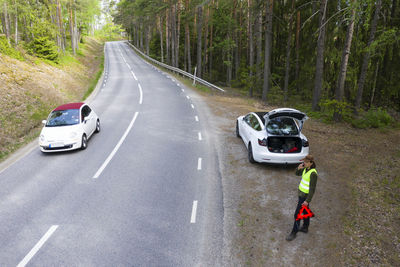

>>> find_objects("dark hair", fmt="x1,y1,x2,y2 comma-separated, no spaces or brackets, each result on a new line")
310,161,316,169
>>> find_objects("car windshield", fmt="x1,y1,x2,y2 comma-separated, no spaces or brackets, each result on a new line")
46,109,79,127
266,117,299,135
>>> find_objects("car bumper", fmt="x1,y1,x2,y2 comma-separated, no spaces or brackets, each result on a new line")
253,147,310,164
39,139,81,152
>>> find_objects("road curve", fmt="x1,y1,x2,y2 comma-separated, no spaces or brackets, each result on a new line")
0,41,223,266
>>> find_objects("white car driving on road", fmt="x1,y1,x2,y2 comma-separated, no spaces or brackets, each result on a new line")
236,108,309,164
39,102,100,152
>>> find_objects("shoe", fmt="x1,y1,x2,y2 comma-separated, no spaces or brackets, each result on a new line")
299,226,308,233
286,232,297,241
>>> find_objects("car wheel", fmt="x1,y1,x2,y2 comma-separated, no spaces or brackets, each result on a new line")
236,121,240,138
95,119,100,133
81,134,87,150
248,143,256,164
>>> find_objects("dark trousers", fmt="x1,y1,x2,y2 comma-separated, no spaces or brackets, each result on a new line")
291,196,310,233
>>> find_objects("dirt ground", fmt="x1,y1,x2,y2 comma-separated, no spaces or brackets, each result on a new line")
193,90,400,266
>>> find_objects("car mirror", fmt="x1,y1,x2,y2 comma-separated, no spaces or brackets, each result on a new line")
42,120,47,125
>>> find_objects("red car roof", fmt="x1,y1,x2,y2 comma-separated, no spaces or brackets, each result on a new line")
53,102,85,111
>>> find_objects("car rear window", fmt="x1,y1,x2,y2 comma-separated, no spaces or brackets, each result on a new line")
266,117,299,135
46,109,80,127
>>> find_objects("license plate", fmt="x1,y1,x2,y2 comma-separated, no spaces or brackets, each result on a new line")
49,142,64,148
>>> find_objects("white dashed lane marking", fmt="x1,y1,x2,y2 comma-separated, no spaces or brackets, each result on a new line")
17,225,59,267
190,201,198,223
197,158,202,170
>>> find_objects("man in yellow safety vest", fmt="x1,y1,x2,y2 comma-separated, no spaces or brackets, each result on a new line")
286,155,318,241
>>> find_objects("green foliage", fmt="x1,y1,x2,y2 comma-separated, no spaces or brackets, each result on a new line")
0,37,24,60
352,108,394,129
320,99,353,122
28,36,59,63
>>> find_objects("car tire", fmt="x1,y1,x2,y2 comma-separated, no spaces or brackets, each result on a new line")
248,143,256,164
236,121,240,138
95,119,100,133
81,134,87,150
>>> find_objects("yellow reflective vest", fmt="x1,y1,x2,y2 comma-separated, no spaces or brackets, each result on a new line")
298,168,317,194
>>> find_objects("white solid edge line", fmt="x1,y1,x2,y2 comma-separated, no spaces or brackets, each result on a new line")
190,201,198,223
138,84,143,104
191,104,195,109
93,112,139,179
131,71,138,81
197,158,202,170
195,116,199,122
126,63,131,69
17,225,59,267
198,132,202,141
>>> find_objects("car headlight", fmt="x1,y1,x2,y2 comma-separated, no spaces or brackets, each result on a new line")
40,135,45,142
69,132,78,139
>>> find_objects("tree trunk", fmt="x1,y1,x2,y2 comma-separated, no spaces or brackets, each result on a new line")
312,0,328,111
233,1,239,80
69,0,76,55
209,4,213,80
370,61,379,108
336,4,355,101
196,5,203,78
248,0,254,97
57,0,66,53
3,1,11,45
355,0,382,112
203,4,209,76
262,0,273,102
171,6,176,66
146,23,150,55
166,8,170,64
295,11,300,92
176,1,181,68
284,0,295,103
256,6,262,91
159,15,164,62
185,21,191,72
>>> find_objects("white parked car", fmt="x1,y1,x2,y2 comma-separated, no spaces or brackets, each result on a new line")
39,102,100,152
236,108,309,164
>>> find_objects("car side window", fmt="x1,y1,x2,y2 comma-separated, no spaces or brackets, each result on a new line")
244,114,252,125
81,106,89,122
250,115,261,131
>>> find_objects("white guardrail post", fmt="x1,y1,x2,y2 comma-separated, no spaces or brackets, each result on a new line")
125,41,225,93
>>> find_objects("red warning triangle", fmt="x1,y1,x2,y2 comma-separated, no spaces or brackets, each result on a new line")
296,205,315,221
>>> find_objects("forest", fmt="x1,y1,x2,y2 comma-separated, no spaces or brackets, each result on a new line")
113,0,400,124
0,0,110,62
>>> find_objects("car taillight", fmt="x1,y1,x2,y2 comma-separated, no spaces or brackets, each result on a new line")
302,139,309,147
258,138,267,146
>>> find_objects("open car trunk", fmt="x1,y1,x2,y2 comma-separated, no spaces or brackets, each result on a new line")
267,137,302,153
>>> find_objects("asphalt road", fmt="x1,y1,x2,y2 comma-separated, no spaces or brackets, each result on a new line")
0,41,223,266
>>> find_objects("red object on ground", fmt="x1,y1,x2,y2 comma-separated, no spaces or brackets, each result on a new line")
296,205,315,221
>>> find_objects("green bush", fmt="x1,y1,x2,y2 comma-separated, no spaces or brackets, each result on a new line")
28,36,59,63
320,99,353,122
352,108,394,129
